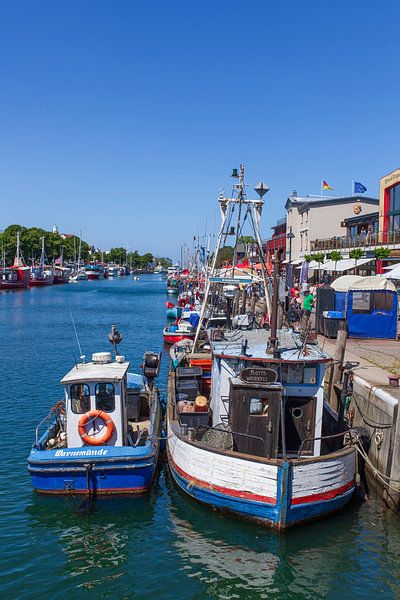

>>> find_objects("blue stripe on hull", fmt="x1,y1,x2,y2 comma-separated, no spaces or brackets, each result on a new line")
169,460,355,529
287,487,355,525
29,462,156,494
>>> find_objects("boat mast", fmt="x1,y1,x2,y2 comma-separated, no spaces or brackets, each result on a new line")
40,237,45,269
78,231,82,269
14,231,25,267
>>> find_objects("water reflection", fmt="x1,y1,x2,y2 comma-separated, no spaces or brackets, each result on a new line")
27,491,157,583
167,471,399,599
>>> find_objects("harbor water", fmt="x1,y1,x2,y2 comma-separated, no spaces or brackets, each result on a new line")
1,275,400,599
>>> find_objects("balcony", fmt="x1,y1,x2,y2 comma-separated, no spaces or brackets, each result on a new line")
311,230,400,252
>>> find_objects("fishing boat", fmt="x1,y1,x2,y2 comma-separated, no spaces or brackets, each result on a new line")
0,232,30,289
85,263,105,280
163,321,196,345
107,264,119,278
166,302,183,320
53,249,72,284
166,277,179,295
30,237,54,286
69,268,88,282
166,166,359,529
28,325,162,495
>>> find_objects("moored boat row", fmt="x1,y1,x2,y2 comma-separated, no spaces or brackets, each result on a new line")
26,165,367,533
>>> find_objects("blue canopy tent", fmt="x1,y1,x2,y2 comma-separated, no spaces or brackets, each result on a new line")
332,276,398,339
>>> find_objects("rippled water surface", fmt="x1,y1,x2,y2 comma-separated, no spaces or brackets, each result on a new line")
1,276,399,599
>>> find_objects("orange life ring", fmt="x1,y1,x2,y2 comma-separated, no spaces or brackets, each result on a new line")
78,410,115,446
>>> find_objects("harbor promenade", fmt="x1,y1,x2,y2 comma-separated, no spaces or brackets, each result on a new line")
318,336,400,387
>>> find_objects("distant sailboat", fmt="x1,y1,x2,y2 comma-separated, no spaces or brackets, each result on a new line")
30,237,54,286
70,232,87,281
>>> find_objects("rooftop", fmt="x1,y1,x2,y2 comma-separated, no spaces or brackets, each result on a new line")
61,356,130,384
285,194,379,211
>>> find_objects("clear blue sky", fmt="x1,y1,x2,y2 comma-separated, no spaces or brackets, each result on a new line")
0,0,399,260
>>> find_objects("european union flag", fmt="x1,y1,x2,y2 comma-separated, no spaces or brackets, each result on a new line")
354,181,367,194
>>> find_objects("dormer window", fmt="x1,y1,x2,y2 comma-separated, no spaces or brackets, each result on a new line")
71,384,90,414
95,383,115,412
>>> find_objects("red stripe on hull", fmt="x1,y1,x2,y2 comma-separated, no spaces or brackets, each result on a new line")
291,480,355,505
29,279,54,286
170,454,277,505
163,334,195,345
34,486,150,495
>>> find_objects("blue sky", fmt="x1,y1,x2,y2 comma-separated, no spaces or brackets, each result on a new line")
0,0,399,259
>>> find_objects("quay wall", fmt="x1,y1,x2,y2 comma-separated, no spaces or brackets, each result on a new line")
351,376,399,498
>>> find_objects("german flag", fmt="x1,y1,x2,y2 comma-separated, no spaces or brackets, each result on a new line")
322,180,334,190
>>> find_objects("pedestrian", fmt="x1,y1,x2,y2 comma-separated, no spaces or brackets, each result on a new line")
302,290,315,326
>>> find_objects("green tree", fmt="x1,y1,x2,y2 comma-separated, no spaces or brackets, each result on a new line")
312,252,325,282
374,247,391,260
107,247,127,265
328,250,342,276
215,246,234,268
349,248,363,274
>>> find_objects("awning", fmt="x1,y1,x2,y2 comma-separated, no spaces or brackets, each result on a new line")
332,275,396,292
380,265,400,279
295,258,373,272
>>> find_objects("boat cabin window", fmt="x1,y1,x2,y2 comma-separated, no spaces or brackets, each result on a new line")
70,384,91,414
95,383,115,412
281,364,317,385
249,397,269,416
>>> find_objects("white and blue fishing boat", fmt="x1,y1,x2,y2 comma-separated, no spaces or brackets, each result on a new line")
166,166,361,529
28,326,162,495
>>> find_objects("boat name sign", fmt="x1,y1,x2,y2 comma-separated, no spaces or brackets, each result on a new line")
54,449,109,457
239,367,278,385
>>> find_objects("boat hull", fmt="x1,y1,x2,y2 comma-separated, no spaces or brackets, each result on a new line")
166,288,179,295
53,275,70,284
166,418,356,529
28,445,159,495
30,276,54,286
163,332,195,345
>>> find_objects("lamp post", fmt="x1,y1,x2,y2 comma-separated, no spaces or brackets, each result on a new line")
286,226,295,290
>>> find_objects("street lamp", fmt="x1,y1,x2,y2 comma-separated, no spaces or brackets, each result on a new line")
286,226,295,290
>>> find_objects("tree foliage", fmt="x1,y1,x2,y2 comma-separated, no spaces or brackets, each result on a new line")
374,247,391,260
313,252,326,264
0,224,90,264
328,250,342,263
349,248,363,260
215,246,234,268
238,236,255,244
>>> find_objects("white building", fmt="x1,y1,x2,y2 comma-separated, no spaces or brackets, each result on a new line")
285,192,379,263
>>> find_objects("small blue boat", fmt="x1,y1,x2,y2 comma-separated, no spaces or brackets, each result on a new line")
28,333,162,496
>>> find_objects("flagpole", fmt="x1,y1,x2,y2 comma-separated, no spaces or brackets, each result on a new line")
351,179,354,197
321,179,323,197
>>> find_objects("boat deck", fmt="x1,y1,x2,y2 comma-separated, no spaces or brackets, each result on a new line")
210,328,330,361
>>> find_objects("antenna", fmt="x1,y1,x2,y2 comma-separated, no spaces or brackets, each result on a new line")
70,310,85,362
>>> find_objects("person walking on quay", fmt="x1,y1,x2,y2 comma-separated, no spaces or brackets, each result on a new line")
302,289,315,327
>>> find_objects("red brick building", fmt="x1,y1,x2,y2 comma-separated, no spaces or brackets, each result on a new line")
264,217,286,254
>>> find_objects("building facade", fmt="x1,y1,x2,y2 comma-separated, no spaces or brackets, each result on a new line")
379,168,400,243
264,217,286,255
285,192,379,263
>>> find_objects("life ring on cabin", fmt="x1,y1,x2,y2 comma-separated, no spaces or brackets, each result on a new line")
78,410,115,446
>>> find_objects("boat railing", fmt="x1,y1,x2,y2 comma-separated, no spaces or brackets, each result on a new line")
35,401,65,447
297,430,351,458
193,424,267,452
